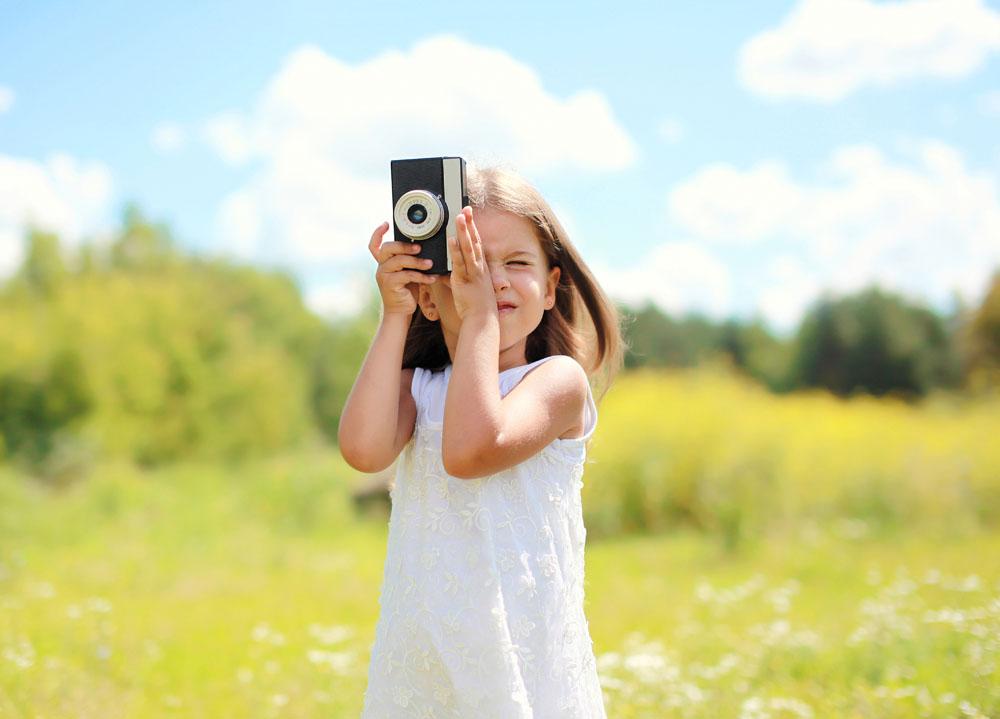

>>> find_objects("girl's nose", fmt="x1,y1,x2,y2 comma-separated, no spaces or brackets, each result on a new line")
490,266,510,292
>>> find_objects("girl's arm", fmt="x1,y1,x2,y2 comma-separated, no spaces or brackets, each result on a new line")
338,313,417,473
441,209,588,479
445,342,588,478
338,222,436,473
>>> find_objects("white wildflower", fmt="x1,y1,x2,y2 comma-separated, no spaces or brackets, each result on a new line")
308,623,353,645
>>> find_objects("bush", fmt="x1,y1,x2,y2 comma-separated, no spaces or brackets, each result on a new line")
584,367,999,550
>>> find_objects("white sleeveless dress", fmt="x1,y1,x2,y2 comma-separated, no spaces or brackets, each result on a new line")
360,355,607,718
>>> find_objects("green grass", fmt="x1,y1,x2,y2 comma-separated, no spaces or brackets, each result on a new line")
2,451,999,718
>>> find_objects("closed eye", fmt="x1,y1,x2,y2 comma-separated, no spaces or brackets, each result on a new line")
507,260,531,266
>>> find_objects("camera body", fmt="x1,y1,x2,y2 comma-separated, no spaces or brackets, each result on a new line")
390,157,468,274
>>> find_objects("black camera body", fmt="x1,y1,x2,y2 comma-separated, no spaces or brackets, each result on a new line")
390,157,468,274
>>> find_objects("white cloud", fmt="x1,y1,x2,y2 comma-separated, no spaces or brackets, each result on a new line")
304,271,374,319
739,0,1000,102
669,140,1000,327
669,161,803,242
596,242,733,319
0,153,115,277
151,122,186,154
0,231,18,277
0,86,13,114
215,157,388,265
202,113,252,165
216,189,262,259
204,36,637,266
757,256,822,332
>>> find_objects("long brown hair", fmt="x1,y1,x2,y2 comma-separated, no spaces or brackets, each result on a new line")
402,165,624,397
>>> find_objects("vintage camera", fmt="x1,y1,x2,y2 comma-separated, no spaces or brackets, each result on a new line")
390,157,468,274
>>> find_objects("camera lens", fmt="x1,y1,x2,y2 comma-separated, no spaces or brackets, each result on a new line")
394,190,444,240
407,204,428,224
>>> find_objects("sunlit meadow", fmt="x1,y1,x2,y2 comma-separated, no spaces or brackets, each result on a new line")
2,369,998,718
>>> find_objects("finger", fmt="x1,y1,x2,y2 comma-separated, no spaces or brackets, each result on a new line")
465,210,483,268
457,213,478,273
369,222,390,259
395,271,437,284
377,240,423,264
466,207,484,266
449,223,466,277
380,253,435,274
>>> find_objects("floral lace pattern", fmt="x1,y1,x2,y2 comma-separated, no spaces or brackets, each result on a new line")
361,357,607,718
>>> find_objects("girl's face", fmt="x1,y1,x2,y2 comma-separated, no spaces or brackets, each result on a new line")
418,207,560,371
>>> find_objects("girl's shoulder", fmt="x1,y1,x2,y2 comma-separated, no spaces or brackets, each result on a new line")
507,355,597,443
502,354,588,391
531,353,587,377
409,354,590,416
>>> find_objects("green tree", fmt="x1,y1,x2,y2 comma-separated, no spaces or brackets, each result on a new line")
110,203,178,271
0,348,92,463
311,291,381,441
718,319,795,392
620,304,795,390
622,304,724,368
964,270,1000,386
0,206,356,469
19,229,66,296
791,287,960,397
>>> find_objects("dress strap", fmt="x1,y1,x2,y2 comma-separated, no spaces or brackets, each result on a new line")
497,356,559,397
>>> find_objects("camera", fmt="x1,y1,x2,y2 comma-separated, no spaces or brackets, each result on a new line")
390,157,468,274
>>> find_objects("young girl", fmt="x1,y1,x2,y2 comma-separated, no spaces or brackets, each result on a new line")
339,166,623,718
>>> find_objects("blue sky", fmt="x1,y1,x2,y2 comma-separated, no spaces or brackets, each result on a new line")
2,0,999,332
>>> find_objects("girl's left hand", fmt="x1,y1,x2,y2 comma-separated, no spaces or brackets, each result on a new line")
446,207,497,321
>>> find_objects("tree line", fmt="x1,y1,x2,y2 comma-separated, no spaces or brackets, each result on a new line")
1,208,997,478
622,282,989,397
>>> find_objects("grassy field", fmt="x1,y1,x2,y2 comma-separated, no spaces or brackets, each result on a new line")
2,370,999,717
1,451,998,718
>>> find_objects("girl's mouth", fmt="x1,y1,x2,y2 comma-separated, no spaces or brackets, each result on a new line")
497,302,516,314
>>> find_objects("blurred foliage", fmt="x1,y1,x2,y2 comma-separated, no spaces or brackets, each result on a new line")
622,306,795,391
0,347,92,467
621,283,980,398
790,288,961,397
963,271,1000,388
0,207,374,477
585,367,1000,551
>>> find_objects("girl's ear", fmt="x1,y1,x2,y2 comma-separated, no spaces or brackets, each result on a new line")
544,266,561,310
417,284,440,321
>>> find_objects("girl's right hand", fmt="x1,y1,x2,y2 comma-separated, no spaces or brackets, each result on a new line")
369,222,437,316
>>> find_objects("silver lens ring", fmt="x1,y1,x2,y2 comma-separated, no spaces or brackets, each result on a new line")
393,190,445,241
